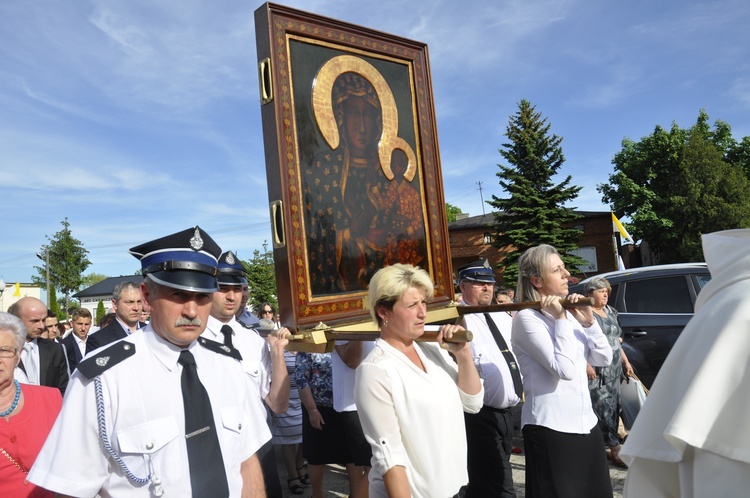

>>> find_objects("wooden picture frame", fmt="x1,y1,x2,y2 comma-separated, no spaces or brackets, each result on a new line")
255,2,453,329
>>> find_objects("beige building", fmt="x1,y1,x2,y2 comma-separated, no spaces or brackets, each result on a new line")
0,280,43,313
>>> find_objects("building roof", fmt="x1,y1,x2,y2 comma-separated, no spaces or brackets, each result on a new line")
448,211,610,231
73,275,143,298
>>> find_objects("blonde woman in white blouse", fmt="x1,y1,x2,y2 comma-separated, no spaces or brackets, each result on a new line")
355,264,483,498
511,245,613,498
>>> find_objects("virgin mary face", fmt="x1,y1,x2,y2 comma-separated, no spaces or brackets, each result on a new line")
342,95,379,157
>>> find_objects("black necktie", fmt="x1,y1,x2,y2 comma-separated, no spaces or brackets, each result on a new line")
484,313,524,399
220,325,233,348
178,350,229,498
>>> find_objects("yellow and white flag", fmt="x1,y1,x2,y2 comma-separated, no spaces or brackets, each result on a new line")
612,213,634,244
12,282,21,297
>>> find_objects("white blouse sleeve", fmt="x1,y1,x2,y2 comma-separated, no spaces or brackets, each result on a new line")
432,345,484,414
354,362,408,476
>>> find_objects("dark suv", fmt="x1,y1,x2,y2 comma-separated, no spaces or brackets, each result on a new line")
569,263,711,389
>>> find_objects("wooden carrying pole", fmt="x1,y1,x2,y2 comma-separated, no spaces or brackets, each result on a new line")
256,297,594,352
323,329,473,343
256,328,472,344
454,297,595,316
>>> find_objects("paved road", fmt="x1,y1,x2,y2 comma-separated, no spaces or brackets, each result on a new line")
276,438,628,497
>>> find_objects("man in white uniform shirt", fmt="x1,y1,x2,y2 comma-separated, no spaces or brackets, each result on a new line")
28,226,270,497
201,250,291,498
236,283,261,327
458,259,522,498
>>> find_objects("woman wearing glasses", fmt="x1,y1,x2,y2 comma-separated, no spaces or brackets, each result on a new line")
259,303,276,327
0,312,62,497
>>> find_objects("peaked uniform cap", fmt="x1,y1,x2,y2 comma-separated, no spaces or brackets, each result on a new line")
129,226,221,293
457,259,496,283
217,251,248,286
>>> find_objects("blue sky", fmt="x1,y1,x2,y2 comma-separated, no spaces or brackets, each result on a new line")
2,0,749,288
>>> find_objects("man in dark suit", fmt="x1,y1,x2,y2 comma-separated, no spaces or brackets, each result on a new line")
43,309,62,342
61,307,92,372
8,297,69,395
86,281,145,354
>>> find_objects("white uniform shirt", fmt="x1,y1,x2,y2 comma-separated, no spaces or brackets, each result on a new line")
511,308,612,434
355,339,484,498
332,340,375,412
28,328,271,497
461,309,521,409
203,315,272,400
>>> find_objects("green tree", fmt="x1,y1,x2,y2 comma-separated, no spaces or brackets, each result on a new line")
241,242,278,316
33,218,92,315
81,272,109,289
599,110,750,263
445,202,463,223
488,99,586,284
726,136,750,179
96,300,106,324
48,282,60,318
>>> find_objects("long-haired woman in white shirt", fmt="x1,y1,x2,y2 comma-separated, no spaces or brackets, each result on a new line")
511,245,614,498
355,264,483,498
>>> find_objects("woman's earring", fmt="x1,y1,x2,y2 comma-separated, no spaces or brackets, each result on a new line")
383,319,388,328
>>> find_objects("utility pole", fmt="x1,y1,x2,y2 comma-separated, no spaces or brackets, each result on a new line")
477,181,486,215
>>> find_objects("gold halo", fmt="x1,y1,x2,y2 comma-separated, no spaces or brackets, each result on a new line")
312,55,417,182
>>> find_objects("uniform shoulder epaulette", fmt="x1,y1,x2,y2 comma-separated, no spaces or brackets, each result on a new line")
197,336,243,361
236,318,257,330
77,341,137,379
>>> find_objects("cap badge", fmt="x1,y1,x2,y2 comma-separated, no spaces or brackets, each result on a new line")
96,356,111,367
226,252,236,265
189,228,204,251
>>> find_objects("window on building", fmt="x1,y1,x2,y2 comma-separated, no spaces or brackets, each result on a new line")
571,247,598,272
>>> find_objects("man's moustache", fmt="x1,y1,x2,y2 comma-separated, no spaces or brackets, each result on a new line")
174,317,203,327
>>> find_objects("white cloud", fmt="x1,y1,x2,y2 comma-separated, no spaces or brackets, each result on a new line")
728,77,750,108
565,63,643,109
1,0,749,283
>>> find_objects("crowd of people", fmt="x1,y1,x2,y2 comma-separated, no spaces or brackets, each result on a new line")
1,231,641,498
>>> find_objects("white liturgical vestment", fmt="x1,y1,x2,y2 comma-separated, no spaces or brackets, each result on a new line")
622,229,750,497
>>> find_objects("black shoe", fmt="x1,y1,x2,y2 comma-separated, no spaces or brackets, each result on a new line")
297,465,311,485
288,477,305,494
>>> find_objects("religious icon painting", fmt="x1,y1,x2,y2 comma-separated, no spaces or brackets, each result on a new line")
255,2,453,328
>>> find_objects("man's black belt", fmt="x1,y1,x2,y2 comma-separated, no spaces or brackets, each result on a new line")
483,405,514,414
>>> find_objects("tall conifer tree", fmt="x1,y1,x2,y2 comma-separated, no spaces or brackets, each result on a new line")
96,300,106,323
488,100,585,284
48,282,62,318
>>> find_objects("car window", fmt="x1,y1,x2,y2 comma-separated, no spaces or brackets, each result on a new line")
609,283,620,305
623,276,693,313
695,274,712,289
